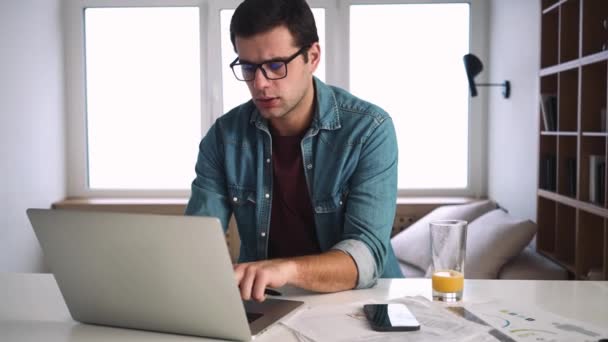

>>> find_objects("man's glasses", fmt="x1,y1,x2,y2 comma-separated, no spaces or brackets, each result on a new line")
229,46,309,81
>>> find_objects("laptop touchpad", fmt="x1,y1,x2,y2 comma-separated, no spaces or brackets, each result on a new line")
246,312,263,323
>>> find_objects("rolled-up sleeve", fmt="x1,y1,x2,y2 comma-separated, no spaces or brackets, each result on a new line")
331,239,378,288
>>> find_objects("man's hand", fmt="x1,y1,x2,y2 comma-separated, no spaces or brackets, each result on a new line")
234,259,297,302
233,250,358,302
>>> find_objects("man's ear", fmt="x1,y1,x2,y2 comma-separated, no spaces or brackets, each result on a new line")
307,42,321,72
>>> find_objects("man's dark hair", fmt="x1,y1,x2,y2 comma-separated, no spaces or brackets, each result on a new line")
230,0,319,57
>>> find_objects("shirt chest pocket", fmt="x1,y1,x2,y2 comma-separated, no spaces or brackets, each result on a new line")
314,192,346,214
312,189,348,244
228,186,257,230
313,187,349,214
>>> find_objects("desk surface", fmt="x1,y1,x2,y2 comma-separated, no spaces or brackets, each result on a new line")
1,273,607,341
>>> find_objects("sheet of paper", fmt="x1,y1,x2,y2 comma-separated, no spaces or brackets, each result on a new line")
281,296,495,342
464,300,608,342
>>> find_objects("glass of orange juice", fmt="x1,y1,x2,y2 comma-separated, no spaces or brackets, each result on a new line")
430,220,467,302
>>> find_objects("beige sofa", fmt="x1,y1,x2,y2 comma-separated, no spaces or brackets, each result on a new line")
390,200,569,280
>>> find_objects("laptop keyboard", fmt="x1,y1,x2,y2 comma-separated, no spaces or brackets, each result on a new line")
246,312,263,323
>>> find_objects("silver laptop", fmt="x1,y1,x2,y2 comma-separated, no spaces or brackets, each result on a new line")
27,208,303,341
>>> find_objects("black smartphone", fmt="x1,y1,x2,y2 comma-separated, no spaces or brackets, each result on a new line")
363,303,421,332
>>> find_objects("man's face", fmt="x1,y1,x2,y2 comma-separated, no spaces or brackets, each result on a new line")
234,25,320,124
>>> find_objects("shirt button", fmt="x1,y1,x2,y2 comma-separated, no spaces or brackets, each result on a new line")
339,201,343,206
233,197,238,202
265,193,270,199
307,164,313,169
261,232,266,237
266,158,271,163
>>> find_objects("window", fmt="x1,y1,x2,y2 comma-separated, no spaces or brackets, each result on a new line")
350,4,470,190
84,7,201,190
65,0,486,197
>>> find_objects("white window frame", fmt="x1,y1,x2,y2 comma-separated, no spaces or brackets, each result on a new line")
341,0,488,198
64,0,488,198
64,0,210,198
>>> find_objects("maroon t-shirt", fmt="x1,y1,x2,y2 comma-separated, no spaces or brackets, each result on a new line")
268,133,321,259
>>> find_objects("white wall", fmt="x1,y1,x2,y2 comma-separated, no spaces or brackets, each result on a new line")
0,0,66,272
0,0,541,271
486,0,541,221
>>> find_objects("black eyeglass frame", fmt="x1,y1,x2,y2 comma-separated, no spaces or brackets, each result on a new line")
229,45,310,81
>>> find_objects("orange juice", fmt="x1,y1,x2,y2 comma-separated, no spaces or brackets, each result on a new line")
432,270,464,293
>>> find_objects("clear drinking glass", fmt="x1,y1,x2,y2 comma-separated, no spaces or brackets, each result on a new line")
430,220,467,302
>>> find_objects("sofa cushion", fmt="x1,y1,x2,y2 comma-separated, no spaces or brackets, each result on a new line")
498,237,569,280
397,260,426,278
461,208,537,279
391,200,496,271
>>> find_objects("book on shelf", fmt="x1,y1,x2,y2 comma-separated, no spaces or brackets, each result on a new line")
601,107,607,132
599,162,605,205
565,157,576,197
540,154,557,191
589,155,606,205
540,94,557,131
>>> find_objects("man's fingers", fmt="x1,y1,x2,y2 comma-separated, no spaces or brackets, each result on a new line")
239,265,256,300
251,269,270,302
233,263,247,284
234,260,289,302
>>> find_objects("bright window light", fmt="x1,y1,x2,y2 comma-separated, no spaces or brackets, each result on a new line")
350,4,470,189
84,7,201,190
221,8,326,113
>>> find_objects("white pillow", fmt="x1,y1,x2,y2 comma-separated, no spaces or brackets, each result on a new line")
391,200,496,271
463,209,537,279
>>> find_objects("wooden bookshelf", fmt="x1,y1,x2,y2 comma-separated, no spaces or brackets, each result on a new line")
537,0,608,280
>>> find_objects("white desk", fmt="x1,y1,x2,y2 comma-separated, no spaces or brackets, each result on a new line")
1,273,607,341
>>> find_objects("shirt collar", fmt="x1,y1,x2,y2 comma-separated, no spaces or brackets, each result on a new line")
249,76,342,132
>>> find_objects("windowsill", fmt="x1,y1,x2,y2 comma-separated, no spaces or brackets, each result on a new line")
52,197,189,215
53,196,478,212
54,198,189,205
396,196,476,205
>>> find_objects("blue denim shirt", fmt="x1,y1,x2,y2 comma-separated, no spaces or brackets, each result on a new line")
186,77,403,288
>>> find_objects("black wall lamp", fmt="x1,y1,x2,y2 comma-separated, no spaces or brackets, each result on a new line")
463,53,510,99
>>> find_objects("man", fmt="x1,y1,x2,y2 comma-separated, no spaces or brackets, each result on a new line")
186,0,402,302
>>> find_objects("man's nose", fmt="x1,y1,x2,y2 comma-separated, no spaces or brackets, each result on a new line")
252,67,270,89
